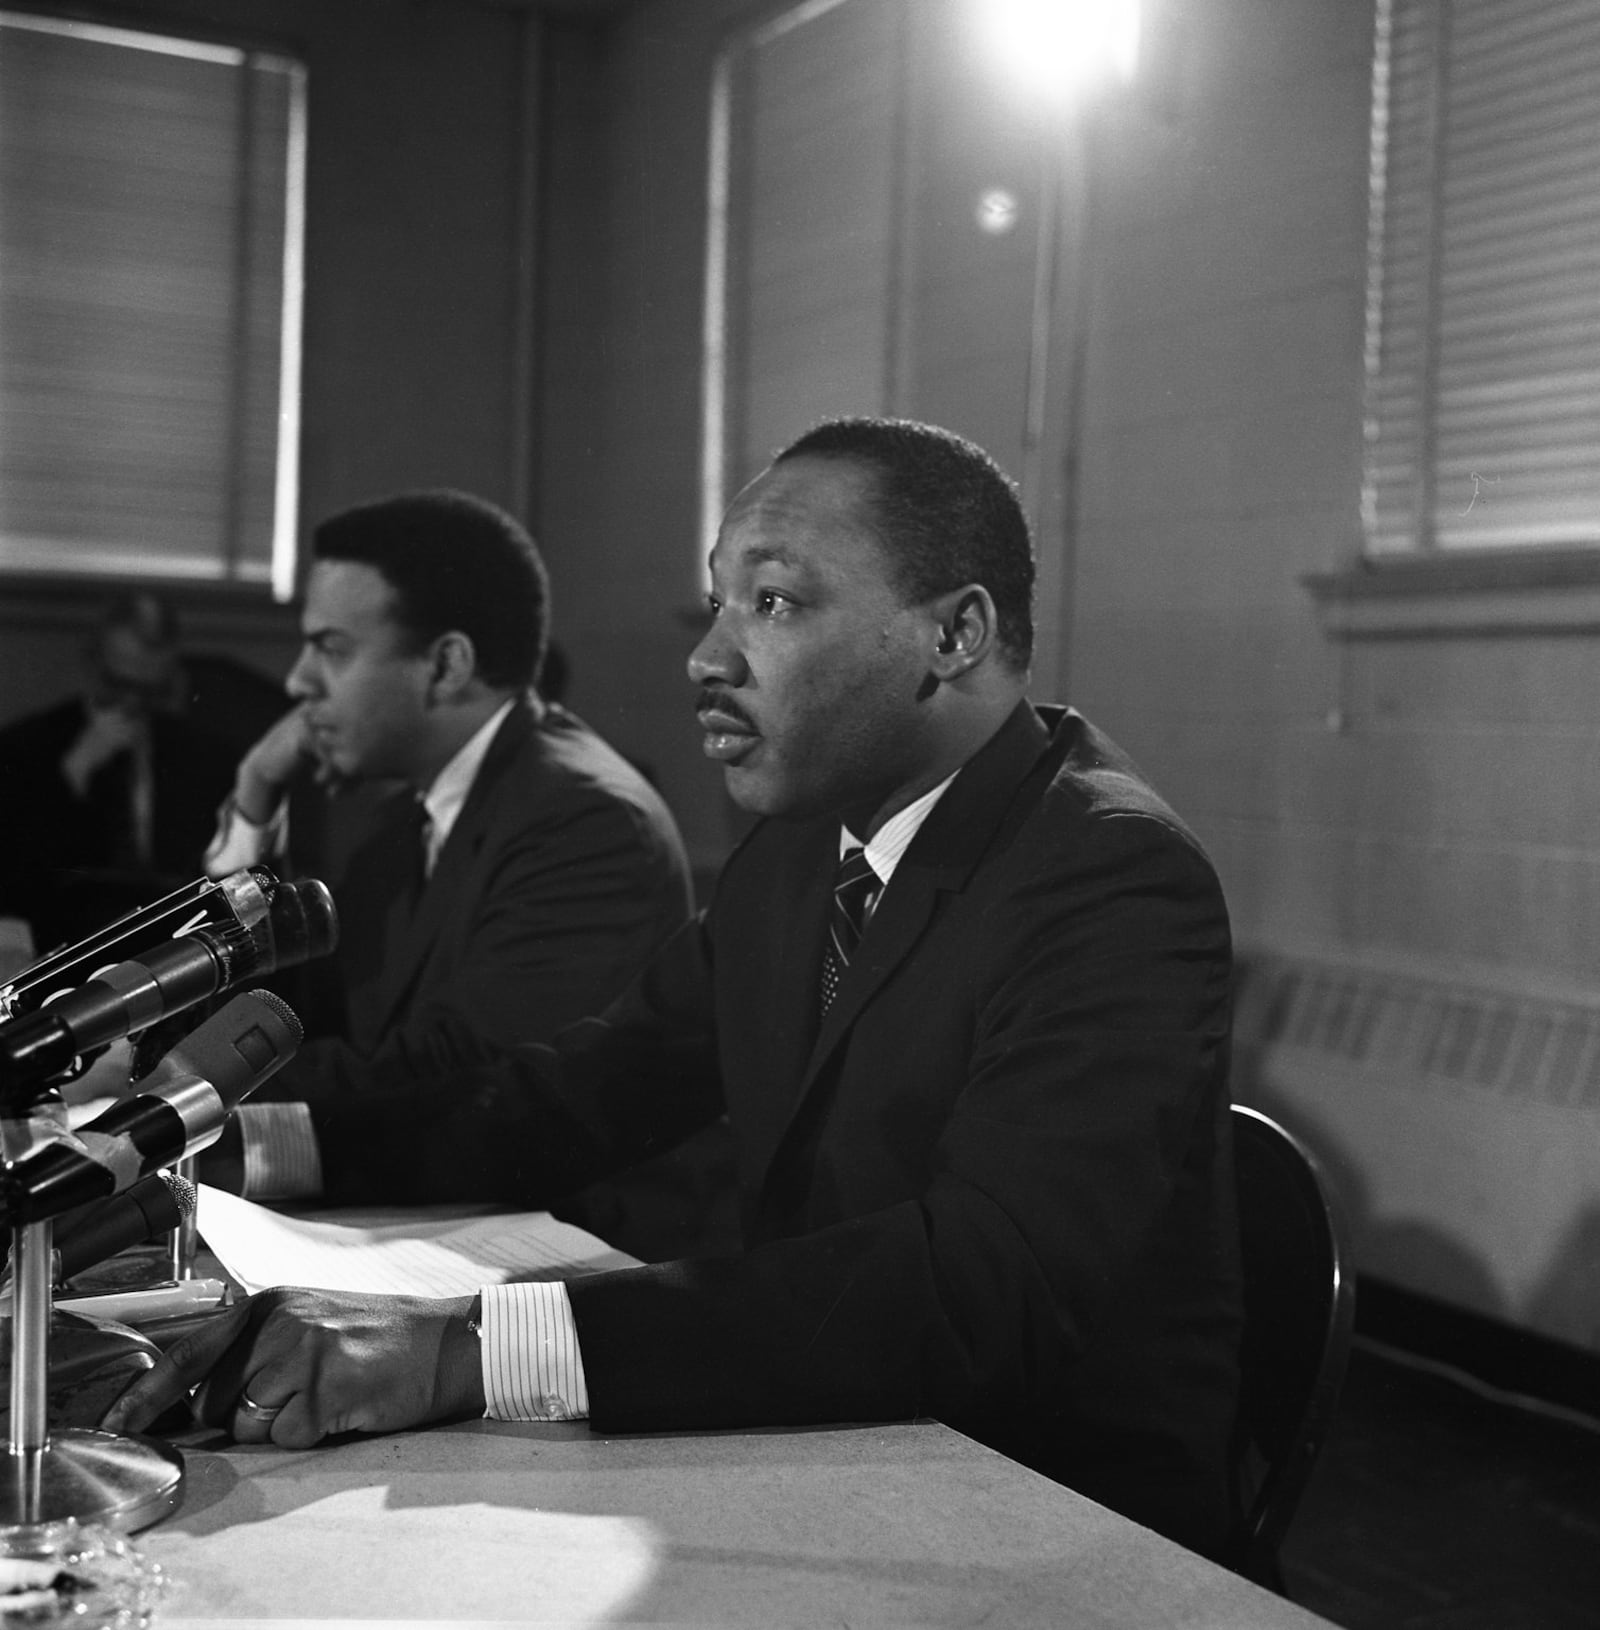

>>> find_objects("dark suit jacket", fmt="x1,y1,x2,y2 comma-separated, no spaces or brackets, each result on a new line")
0,697,237,951
314,702,1242,1556
262,698,693,1113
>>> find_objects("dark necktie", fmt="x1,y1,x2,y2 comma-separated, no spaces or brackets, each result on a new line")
402,796,433,912
819,845,879,1015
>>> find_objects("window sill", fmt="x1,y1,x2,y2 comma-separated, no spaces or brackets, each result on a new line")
0,576,295,642
1303,549,1600,639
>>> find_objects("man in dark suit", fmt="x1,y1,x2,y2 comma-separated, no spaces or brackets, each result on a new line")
109,422,1242,1559
0,592,238,955
199,489,694,1195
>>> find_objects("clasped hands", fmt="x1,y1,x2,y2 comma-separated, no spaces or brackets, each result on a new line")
100,1287,487,1447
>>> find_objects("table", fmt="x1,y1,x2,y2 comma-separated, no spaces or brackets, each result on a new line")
133,1415,1336,1627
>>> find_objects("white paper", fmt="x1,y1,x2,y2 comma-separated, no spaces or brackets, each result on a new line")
195,1183,637,1297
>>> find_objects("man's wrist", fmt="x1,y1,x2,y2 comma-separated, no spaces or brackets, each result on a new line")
232,767,286,826
59,741,97,798
437,1295,488,1421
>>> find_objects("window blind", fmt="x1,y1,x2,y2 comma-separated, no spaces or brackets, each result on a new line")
1363,0,1600,555
0,12,304,593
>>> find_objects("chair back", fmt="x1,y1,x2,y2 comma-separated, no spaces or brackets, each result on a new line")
1230,1103,1356,1591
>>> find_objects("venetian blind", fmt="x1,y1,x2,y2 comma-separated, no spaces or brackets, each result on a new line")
0,12,304,592
1362,0,1600,555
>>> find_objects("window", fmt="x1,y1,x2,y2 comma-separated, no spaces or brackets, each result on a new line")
700,0,905,556
697,0,1071,572
0,11,306,597
1362,0,1600,557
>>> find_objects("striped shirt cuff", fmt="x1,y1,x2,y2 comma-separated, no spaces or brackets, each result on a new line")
478,1280,589,1422
238,1101,324,1201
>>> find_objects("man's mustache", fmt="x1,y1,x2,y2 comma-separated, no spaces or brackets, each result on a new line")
695,687,756,732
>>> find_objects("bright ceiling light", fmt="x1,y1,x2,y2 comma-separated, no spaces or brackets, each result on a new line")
976,0,1140,101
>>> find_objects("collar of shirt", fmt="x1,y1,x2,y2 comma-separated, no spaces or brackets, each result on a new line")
840,770,960,903
420,697,517,871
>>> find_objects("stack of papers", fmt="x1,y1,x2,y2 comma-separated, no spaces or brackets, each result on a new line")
195,1185,638,1297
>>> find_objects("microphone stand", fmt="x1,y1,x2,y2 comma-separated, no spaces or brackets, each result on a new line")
2,1112,183,1532
0,876,325,1532
170,1156,199,1280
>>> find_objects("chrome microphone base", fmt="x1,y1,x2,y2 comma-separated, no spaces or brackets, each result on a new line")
0,1429,184,1533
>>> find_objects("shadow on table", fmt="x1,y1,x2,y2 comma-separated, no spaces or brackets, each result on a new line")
144,1421,1256,1630
153,1418,906,1539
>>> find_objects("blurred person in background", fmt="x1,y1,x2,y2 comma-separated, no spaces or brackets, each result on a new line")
0,590,237,959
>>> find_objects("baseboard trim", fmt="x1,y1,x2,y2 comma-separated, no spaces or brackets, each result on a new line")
1355,1276,1600,1425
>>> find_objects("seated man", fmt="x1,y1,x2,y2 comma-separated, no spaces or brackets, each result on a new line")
0,591,237,953
203,488,694,1201
109,422,1243,1560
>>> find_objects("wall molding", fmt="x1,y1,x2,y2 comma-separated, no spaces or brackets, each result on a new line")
1303,549,1600,639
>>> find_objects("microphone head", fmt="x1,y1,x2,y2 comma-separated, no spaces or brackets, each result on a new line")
0,868,287,1020
262,877,339,972
145,988,305,1115
237,985,305,1048
157,1167,198,1222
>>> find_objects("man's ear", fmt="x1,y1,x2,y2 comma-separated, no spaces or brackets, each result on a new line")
425,631,478,701
927,586,998,681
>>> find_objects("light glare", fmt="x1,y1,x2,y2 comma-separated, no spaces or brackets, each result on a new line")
978,0,1140,100
976,187,1021,234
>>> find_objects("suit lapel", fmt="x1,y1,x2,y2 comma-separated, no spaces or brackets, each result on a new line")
756,702,1056,1185
730,819,836,1184
341,789,432,1049
362,701,539,1039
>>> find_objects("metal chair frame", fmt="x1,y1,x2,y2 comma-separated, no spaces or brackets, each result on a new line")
1229,1103,1357,1593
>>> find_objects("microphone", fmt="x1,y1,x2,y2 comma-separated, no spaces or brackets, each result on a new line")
50,1169,196,1286
3,866,297,1021
2,989,303,1226
0,876,334,1101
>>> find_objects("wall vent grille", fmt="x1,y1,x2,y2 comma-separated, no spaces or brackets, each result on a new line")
1233,956,1600,1110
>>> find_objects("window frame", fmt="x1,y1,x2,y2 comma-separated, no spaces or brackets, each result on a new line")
0,6,307,602
1309,0,1600,638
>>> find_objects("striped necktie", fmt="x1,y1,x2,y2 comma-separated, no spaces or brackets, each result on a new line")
819,845,879,1015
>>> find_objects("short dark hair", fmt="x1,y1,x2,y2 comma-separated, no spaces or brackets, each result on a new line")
312,490,550,689
774,417,1035,671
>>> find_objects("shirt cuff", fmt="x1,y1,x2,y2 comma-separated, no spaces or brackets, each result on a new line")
204,796,284,879
478,1281,590,1422
237,1101,323,1201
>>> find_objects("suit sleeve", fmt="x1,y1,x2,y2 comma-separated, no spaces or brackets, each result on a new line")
307,911,728,1208
565,807,1234,1442
265,786,692,1116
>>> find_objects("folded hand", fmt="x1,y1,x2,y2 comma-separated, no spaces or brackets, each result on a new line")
99,1286,485,1448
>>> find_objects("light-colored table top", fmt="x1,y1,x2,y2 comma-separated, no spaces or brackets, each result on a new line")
136,1414,1337,1628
